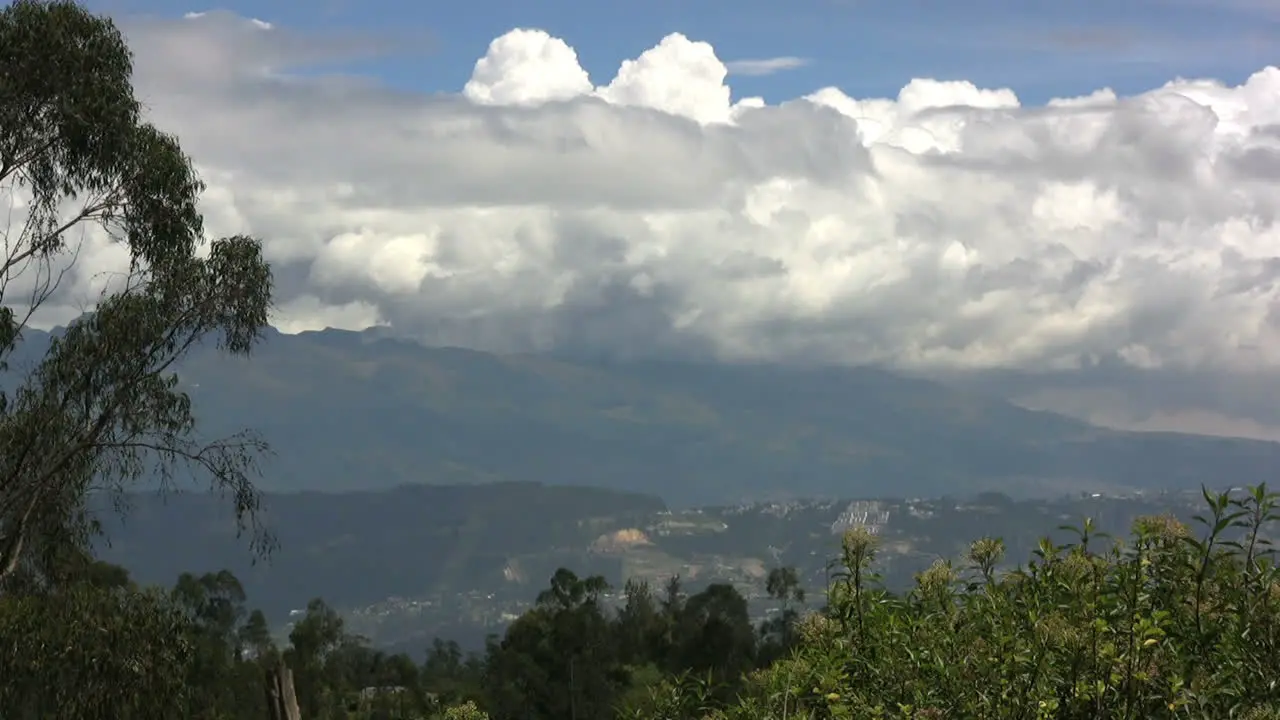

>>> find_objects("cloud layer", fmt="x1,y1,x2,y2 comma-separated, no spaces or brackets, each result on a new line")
10,13,1280,397
724,56,810,76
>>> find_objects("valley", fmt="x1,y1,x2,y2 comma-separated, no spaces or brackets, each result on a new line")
97,483,1219,653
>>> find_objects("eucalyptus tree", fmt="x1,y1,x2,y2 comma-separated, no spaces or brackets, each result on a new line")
0,0,274,588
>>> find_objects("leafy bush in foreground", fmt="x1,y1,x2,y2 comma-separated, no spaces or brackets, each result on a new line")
659,485,1280,720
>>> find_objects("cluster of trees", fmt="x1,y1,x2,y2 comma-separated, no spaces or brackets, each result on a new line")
0,549,808,719
482,565,806,720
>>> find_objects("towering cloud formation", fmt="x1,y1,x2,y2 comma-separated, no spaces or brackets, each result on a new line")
12,13,1280,400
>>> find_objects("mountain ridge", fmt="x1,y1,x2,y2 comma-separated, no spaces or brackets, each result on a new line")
10,325,1280,505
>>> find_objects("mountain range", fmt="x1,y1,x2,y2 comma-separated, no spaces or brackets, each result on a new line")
15,325,1278,507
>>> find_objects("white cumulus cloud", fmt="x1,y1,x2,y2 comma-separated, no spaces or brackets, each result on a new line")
11,13,1280,434
463,29,592,106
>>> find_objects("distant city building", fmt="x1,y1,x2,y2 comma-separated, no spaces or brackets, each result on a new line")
830,500,890,535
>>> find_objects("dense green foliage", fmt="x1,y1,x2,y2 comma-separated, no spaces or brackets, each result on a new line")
482,485,1280,719
710,485,1280,720
7,485,1280,719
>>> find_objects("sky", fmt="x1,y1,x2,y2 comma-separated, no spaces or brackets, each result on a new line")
12,0,1280,439
85,0,1277,104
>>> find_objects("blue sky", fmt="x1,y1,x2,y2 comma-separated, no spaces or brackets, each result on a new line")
92,0,1275,104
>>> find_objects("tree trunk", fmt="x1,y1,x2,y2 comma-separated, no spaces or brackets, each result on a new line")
265,660,302,720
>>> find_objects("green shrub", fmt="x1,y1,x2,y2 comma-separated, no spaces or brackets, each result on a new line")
695,485,1280,719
